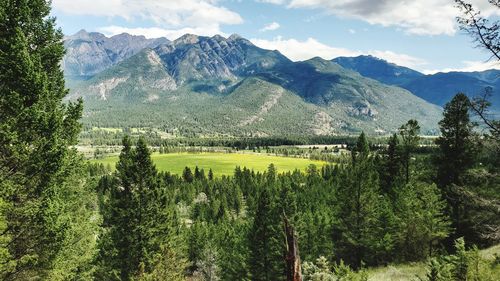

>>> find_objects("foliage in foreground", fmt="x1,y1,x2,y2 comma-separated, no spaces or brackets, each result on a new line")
422,238,500,281
0,0,97,279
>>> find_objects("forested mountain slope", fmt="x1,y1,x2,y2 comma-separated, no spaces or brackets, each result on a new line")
67,33,442,136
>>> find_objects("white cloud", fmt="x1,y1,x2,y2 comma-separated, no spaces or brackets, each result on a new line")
369,50,428,69
267,0,500,36
260,22,281,32
251,36,357,60
98,25,226,40
250,36,428,69
423,60,500,74
348,29,356,34
256,0,286,4
52,0,243,30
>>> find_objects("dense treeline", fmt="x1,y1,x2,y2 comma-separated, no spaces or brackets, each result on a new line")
80,127,439,148
80,130,361,148
86,99,499,279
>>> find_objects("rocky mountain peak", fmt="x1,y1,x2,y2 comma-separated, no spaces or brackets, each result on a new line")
228,33,243,41
73,29,89,38
174,34,200,45
65,29,106,41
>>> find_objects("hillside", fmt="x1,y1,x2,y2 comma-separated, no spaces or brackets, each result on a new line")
67,33,442,136
333,55,424,85
334,55,500,112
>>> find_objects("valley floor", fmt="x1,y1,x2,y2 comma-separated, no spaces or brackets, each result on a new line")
91,152,327,176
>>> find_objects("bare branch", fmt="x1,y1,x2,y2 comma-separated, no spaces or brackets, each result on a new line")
470,87,500,138
455,0,500,61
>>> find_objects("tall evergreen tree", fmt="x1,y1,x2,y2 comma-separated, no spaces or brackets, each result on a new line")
334,133,388,268
249,187,284,281
434,93,476,241
393,181,451,261
0,0,95,279
380,133,403,196
95,137,136,280
352,132,370,163
435,94,476,188
96,137,179,280
217,221,250,281
399,120,420,183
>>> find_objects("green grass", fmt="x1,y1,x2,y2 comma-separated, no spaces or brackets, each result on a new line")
365,244,500,281
91,127,123,133
91,152,327,176
366,263,426,281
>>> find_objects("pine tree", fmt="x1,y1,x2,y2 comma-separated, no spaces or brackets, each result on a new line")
95,137,136,280
352,132,370,163
0,0,94,279
334,133,387,267
435,93,476,188
434,93,477,241
393,181,451,261
399,120,420,183
451,238,468,281
380,133,404,196
267,163,277,183
249,187,284,281
195,242,221,281
217,221,250,280
183,167,194,183
194,166,206,181
96,137,179,280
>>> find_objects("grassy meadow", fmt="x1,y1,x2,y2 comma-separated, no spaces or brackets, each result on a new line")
91,152,327,176
365,244,500,281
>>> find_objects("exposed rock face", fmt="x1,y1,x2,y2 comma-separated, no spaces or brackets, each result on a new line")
312,112,336,135
63,30,169,78
88,76,129,100
154,33,289,84
348,102,378,118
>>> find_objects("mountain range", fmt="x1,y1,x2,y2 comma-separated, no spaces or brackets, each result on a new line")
64,30,498,137
334,55,500,112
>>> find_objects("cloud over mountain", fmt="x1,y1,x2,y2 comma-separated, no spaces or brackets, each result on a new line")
263,0,500,35
53,0,243,37
250,36,427,69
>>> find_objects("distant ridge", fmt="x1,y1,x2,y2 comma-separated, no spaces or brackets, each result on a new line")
334,55,500,111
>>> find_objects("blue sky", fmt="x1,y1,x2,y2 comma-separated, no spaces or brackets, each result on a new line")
51,0,500,73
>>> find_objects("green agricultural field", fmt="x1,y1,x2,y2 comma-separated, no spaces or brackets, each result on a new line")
91,152,327,176
91,127,123,133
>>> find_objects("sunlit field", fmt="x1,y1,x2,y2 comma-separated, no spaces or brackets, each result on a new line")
91,152,327,176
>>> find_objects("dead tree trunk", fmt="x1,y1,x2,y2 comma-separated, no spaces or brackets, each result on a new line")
284,215,302,281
